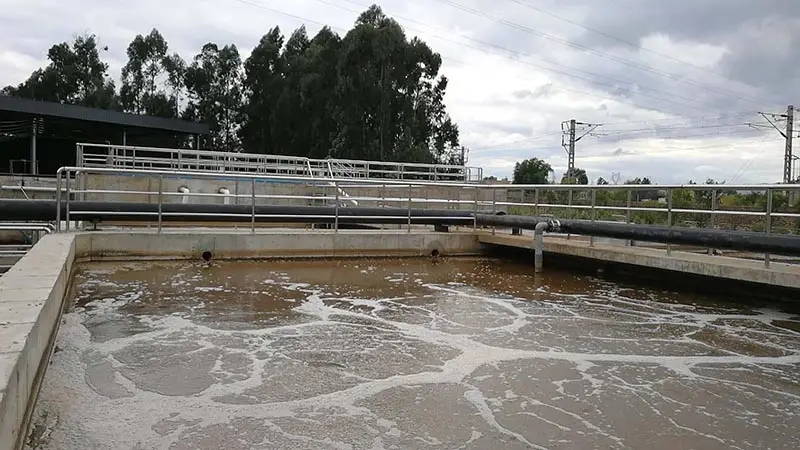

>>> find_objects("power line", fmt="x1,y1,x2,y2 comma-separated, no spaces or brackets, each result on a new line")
759,105,794,183
502,0,777,108
309,0,728,115
431,0,775,109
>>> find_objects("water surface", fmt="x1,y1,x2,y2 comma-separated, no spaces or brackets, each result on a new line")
28,258,800,449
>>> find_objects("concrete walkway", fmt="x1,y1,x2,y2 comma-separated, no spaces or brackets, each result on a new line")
0,233,75,450
479,232,800,290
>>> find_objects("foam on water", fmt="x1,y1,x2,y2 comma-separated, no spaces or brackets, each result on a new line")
26,259,800,450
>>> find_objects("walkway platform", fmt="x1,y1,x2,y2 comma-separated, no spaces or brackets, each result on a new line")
478,232,800,290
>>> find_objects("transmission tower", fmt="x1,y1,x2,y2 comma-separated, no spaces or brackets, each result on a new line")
561,119,601,175
756,105,794,183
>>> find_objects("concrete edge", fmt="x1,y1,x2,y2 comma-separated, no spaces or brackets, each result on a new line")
478,233,800,290
0,234,75,450
0,229,480,449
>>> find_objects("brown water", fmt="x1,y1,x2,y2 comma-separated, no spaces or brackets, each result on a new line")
28,258,800,449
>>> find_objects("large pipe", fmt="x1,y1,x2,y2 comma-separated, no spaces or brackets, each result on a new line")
218,187,231,205
4,200,800,257
533,221,549,273
178,186,190,204
0,200,473,225
476,214,800,257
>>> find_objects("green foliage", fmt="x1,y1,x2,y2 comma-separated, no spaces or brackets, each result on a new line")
2,33,116,109
2,4,461,164
513,158,552,184
561,167,588,184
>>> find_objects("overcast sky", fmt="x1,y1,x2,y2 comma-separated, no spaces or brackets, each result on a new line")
1,0,799,184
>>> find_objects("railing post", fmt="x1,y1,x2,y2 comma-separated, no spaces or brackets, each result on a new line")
251,178,256,233
534,188,540,217
157,174,163,233
65,169,71,232
407,183,412,233
491,188,497,235
473,186,478,231
666,188,673,256
567,189,572,240
765,188,772,268
589,188,596,247
709,189,717,255
55,169,62,232
626,189,632,246
335,181,340,233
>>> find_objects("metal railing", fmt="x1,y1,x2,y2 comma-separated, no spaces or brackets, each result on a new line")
54,166,481,234
76,143,484,182
0,222,55,270
53,165,800,267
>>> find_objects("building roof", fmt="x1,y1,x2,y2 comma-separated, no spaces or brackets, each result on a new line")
0,95,209,135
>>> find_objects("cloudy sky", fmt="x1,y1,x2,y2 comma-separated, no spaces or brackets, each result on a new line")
1,0,799,184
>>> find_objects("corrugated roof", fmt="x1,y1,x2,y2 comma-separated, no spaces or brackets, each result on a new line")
0,95,209,135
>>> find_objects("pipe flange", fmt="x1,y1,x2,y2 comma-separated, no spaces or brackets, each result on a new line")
547,219,561,232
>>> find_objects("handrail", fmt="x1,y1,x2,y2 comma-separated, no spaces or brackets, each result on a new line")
55,164,800,191
51,164,800,269
77,142,482,181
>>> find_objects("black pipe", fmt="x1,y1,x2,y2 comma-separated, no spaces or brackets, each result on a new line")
3,199,800,256
0,199,474,225
476,213,800,257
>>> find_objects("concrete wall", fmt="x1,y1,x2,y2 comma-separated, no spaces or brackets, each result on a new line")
0,234,74,450
82,173,312,206
78,229,481,261
0,176,61,201
79,174,508,213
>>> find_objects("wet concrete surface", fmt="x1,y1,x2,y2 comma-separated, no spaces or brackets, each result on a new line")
27,257,800,449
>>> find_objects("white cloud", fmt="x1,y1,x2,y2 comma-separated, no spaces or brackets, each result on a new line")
0,0,795,185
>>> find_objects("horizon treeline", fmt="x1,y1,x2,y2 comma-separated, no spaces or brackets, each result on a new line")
1,5,465,164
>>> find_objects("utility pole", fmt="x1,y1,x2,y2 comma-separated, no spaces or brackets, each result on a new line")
758,105,794,183
561,119,601,176
785,105,794,183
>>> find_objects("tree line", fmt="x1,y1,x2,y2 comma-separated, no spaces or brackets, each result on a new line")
509,157,800,233
1,5,464,164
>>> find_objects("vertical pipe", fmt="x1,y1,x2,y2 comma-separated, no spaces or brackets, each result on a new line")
533,221,549,273
666,188,673,256
251,178,256,233
157,174,163,233
122,129,127,146
407,184,412,233
765,189,773,268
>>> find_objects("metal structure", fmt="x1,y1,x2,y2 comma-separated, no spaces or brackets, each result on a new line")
36,164,800,265
0,222,54,271
561,119,601,175
759,105,795,183
76,143,484,183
